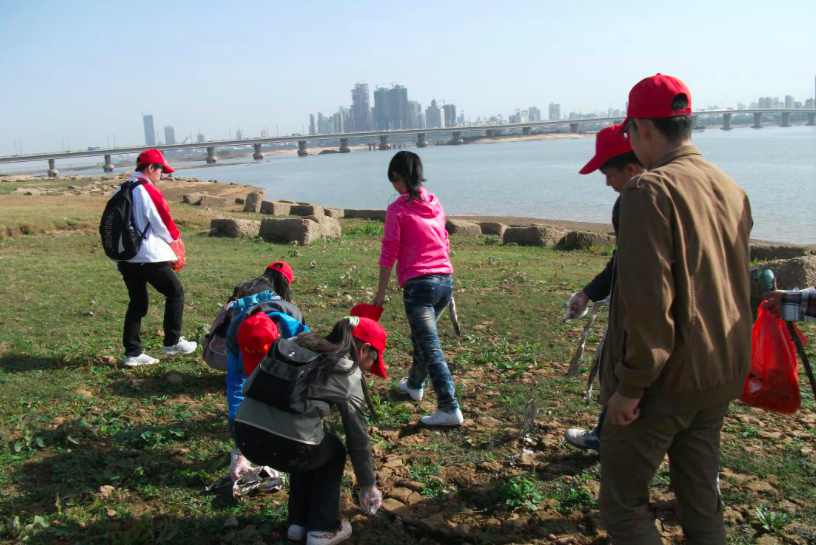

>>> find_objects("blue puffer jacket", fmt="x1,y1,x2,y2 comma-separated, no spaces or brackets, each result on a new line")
225,296,309,421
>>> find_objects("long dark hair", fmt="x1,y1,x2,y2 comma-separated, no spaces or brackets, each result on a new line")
263,268,292,302
294,318,377,412
388,151,426,201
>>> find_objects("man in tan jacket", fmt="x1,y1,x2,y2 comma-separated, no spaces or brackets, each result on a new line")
599,74,753,545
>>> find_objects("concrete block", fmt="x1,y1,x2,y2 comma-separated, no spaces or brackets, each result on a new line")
478,222,508,237
559,230,615,250
260,200,292,216
754,256,816,290
446,219,482,236
344,209,387,221
197,196,228,208
259,216,341,245
182,192,203,204
750,243,813,262
502,225,566,247
209,218,261,238
243,192,263,213
290,204,324,217
324,208,345,218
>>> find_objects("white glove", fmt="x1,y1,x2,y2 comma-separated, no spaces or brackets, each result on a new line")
359,485,383,516
229,449,252,482
563,291,590,322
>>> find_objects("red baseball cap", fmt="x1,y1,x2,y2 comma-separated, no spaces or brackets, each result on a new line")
136,149,175,173
267,261,294,284
238,312,279,375
579,124,633,175
621,73,692,131
350,303,384,322
349,316,387,378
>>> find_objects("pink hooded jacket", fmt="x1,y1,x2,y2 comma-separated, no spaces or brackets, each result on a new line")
379,187,453,286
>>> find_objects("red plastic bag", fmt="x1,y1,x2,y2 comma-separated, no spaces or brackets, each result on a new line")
169,239,186,272
739,305,804,414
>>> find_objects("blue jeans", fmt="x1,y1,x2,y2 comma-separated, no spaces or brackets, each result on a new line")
403,274,459,412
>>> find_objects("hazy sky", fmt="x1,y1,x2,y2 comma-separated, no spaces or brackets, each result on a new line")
2,0,814,154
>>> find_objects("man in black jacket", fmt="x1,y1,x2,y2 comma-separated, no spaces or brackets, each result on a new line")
563,124,644,451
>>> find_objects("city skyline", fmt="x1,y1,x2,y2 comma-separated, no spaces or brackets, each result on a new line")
2,1,814,153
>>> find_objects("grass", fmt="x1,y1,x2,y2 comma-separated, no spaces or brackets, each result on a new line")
0,186,814,544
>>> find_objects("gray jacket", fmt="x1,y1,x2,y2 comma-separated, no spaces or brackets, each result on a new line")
235,357,375,487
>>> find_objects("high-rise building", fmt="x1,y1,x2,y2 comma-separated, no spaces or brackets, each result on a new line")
317,112,326,134
425,99,442,128
528,107,541,122
236,129,242,141
548,103,561,121
390,85,409,130
143,114,156,146
407,101,422,129
806,98,815,109
443,104,457,128
351,83,372,132
784,95,794,109
373,87,391,130
309,114,316,136
164,126,176,145
196,132,205,143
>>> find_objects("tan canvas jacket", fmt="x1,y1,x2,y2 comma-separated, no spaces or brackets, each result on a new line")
599,145,754,416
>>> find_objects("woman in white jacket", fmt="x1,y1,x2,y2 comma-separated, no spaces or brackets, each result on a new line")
118,149,196,367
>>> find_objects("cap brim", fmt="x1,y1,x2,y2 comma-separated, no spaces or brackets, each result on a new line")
579,153,605,175
367,351,387,378
350,303,384,322
161,164,175,174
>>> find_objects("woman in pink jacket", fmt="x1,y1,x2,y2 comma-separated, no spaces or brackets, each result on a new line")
373,151,462,426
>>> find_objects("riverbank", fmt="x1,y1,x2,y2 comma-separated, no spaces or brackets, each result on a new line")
0,185,814,544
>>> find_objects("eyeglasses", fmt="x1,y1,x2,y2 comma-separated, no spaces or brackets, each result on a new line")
621,119,636,139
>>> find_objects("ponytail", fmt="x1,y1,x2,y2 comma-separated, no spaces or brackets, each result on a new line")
264,267,292,302
388,151,426,202
293,318,376,413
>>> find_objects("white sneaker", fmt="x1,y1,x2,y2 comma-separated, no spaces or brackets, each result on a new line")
398,378,423,401
287,524,306,541
162,337,197,356
420,408,464,427
123,353,159,367
306,521,352,545
564,428,601,452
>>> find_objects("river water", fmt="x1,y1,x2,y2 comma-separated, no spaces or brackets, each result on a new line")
8,126,816,243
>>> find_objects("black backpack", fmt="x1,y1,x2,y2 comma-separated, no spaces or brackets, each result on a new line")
99,180,150,260
243,338,330,414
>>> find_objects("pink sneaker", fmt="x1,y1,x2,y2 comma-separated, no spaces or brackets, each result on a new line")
306,521,352,545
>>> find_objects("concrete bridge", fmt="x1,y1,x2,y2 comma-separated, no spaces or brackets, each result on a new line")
2,109,813,177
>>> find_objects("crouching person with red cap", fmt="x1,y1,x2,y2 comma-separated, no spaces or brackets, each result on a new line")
117,150,196,367
233,317,387,545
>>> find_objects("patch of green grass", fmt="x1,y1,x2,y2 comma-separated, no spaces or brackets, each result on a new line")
494,475,542,512
754,506,790,534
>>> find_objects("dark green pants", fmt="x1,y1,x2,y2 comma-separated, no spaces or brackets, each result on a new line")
600,402,729,545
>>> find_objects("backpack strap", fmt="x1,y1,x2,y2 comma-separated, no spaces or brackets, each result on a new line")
124,179,151,239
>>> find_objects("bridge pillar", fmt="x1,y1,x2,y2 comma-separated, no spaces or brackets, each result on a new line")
378,135,390,150
808,113,816,126
486,129,496,138
752,112,762,129
781,112,791,127
297,141,309,156
103,154,114,172
522,126,532,136
570,123,580,134
721,113,732,131
450,131,463,145
206,146,218,164
47,158,58,178
339,138,350,153
253,143,264,160
416,133,428,148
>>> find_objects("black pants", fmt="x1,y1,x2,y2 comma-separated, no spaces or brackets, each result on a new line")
119,261,184,356
234,421,347,532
